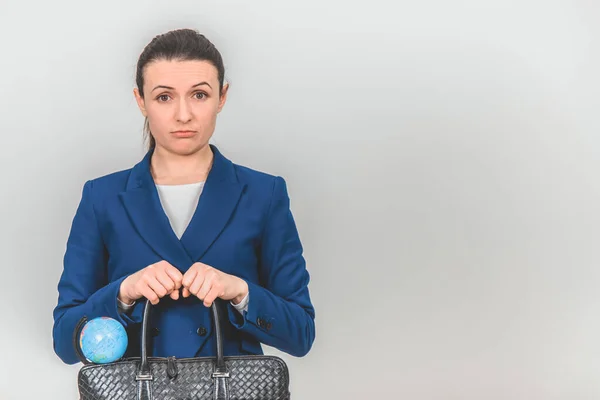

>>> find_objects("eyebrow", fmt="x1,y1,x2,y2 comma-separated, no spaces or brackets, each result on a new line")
151,81,212,92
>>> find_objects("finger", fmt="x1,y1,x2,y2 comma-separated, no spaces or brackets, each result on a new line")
146,275,169,298
140,286,159,305
170,290,179,300
203,286,221,307
196,273,215,300
155,269,177,294
182,267,198,289
182,287,190,298
164,265,183,289
188,271,207,297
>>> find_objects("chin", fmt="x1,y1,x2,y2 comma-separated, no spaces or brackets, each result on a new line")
160,139,209,156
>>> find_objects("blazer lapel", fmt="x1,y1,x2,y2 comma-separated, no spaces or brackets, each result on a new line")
118,148,194,272
118,144,245,272
179,145,246,262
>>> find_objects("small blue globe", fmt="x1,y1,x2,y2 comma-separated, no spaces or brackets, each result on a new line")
80,317,128,364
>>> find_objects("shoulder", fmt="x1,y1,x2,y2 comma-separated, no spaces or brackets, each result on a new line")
86,168,131,191
231,163,289,201
233,162,278,185
78,168,132,206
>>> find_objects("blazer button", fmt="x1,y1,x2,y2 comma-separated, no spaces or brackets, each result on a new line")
266,322,272,330
197,327,207,336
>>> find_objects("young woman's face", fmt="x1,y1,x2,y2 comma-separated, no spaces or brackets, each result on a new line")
134,59,228,155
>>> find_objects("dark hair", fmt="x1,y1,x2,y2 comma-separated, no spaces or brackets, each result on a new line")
135,28,226,150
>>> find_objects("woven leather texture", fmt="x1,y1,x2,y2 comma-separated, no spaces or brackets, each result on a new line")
78,356,290,400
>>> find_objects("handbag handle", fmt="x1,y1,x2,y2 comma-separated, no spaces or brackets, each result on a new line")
136,299,228,379
72,299,229,378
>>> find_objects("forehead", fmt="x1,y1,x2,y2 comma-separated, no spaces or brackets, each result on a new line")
143,59,219,88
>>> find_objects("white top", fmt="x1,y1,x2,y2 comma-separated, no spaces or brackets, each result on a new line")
117,181,249,314
155,181,205,239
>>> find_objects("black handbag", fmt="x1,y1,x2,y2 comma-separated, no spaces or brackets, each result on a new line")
72,299,291,400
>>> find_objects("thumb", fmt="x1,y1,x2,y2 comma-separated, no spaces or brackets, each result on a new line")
170,290,179,300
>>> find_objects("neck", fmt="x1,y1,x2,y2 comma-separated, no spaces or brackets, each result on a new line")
150,144,214,185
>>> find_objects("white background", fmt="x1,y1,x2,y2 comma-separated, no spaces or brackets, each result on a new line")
1,1,600,399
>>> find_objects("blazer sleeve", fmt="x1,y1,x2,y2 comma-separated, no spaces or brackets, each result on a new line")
52,180,142,365
227,176,316,357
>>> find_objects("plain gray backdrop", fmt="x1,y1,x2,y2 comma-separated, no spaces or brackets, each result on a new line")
1,0,600,399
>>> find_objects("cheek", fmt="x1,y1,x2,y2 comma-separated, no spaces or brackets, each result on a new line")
147,108,170,133
193,107,218,130
195,102,219,118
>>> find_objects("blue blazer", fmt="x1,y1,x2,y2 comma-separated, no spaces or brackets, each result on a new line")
52,144,315,365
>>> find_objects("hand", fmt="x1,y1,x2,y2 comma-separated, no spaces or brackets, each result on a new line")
181,262,249,307
118,260,183,305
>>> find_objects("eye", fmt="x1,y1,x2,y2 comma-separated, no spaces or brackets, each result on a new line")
194,92,207,100
157,94,171,102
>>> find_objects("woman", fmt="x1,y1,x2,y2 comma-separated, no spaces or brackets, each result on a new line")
52,28,315,364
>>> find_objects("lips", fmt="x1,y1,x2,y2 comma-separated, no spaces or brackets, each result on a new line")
172,130,196,138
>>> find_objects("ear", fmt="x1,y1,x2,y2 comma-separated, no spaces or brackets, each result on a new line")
217,82,229,113
133,88,148,117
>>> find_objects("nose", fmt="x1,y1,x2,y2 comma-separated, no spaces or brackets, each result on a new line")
176,98,192,123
